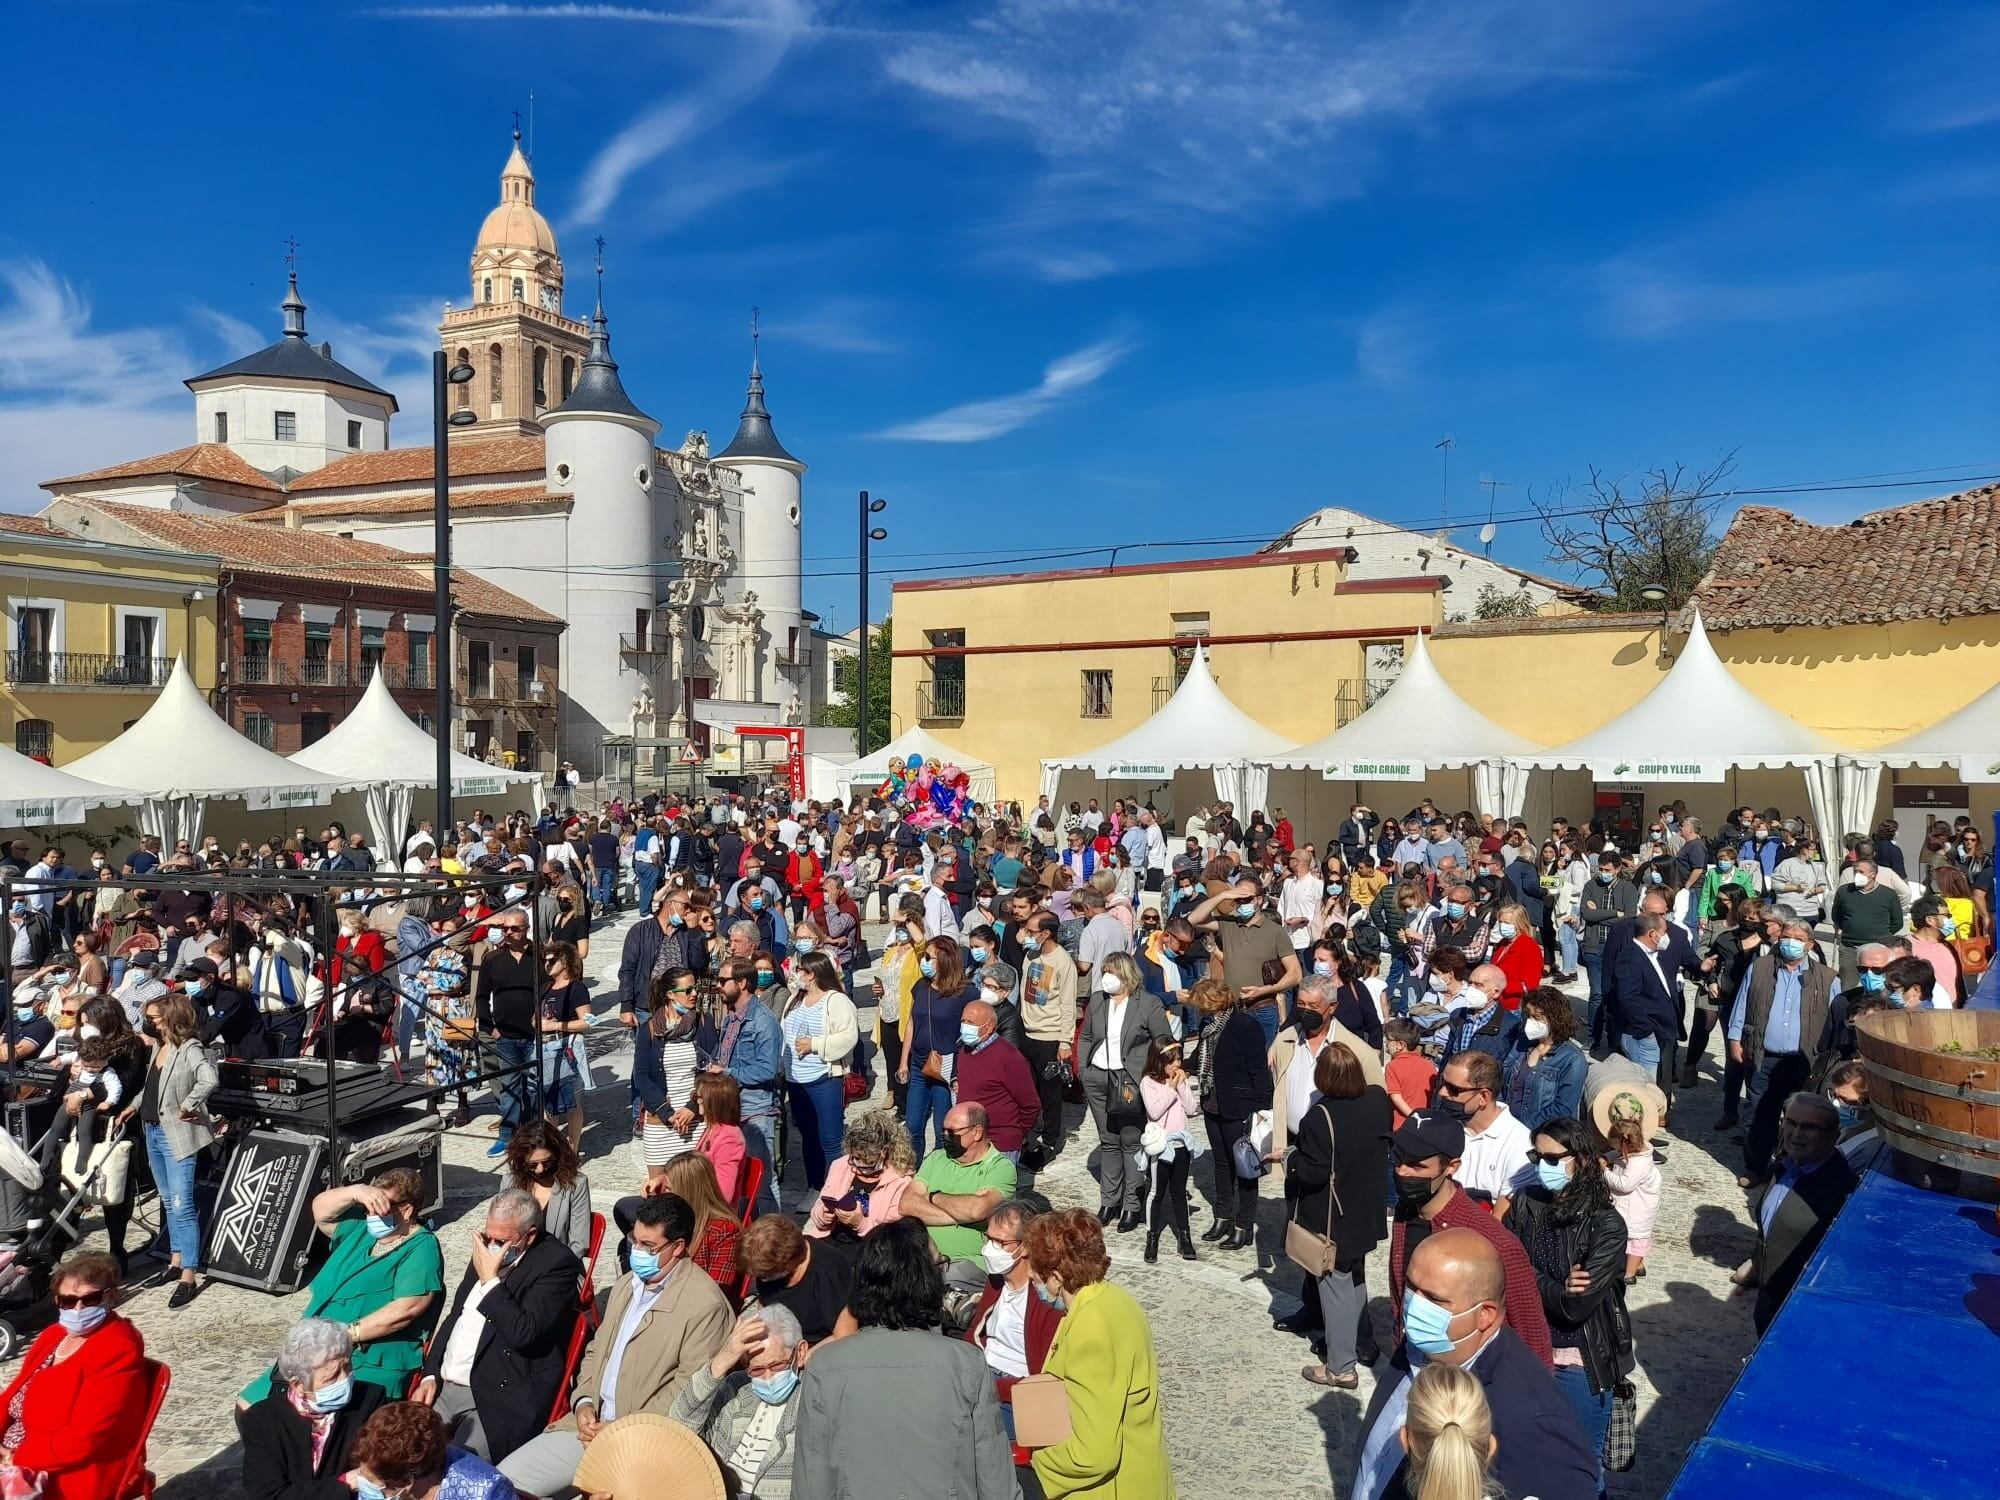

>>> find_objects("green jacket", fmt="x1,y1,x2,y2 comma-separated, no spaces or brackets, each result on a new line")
1032,1281,1175,1500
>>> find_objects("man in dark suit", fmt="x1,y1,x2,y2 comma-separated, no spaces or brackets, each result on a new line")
415,1187,583,1461
1351,1228,1596,1500
1604,900,1706,1112
1337,804,1379,869
1749,1091,1859,1334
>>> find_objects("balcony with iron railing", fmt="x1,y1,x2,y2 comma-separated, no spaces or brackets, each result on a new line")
619,632,665,656
918,677,966,721
5,650,170,690
1334,675,1395,726
231,658,433,690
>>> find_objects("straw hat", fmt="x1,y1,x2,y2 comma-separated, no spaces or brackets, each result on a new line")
571,1413,726,1500
1584,1055,1668,1143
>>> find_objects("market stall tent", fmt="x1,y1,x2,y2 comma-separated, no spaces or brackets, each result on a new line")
63,656,355,845
1259,631,1546,823
1040,647,1292,819
1509,610,1857,851
840,727,997,808
1843,674,2000,856
0,744,141,829
290,668,544,865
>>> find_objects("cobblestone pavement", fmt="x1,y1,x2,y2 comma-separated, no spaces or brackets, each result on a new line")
57,913,1760,1500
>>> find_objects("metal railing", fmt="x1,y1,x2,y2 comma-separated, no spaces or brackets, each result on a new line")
1334,676,1396,726
918,677,965,720
232,658,432,690
619,632,665,655
4,650,170,689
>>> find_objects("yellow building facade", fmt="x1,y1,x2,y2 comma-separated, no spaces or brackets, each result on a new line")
890,546,1446,798
1,518,220,763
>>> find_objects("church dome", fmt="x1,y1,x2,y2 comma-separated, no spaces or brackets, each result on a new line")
475,133,558,256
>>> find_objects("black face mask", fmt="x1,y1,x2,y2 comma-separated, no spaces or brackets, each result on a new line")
1431,1095,1470,1123
941,1133,969,1160
1393,1172,1441,1212
1295,1009,1327,1038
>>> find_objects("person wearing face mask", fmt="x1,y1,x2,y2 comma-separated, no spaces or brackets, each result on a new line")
962,1200,1063,1456
1574,855,1637,1053
1607,911,1706,1100
778,951,860,1191
240,1171,443,1407
1077,952,1174,1232
1186,876,1301,1049
499,1121,594,1262
1019,1207,1174,1499
954,998,1040,1165
668,1305,808,1498
128,992,217,1308
499,1193,732,1497
412,1189,583,1463
1501,1118,1633,1491
1830,858,1904,991
1908,894,1963,1004
1727,918,1838,1188
899,938,980,1156
0,1250,153,1500
635,969,712,1182
472,913,540,1157
1741,1092,1859,1336
346,1401,513,1500
1352,1229,1593,1500
240,1317,392,1500
1822,1059,1878,1169
807,1108,918,1243
1501,988,1587,1130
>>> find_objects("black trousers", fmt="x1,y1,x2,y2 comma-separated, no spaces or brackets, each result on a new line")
1022,1037,1067,1153
1146,1151,1191,1236
879,1019,908,1112
1204,1112,1258,1227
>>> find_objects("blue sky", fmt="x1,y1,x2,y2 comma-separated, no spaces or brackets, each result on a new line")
4,1,1998,631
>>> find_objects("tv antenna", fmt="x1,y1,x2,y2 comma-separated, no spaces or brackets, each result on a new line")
1478,476,1515,554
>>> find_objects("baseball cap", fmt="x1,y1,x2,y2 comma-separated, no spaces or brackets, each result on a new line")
1390,1108,1465,1165
128,949,160,969
175,957,220,980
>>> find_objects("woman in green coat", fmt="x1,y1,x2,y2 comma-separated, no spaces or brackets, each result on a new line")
1024,1208,1175,1500
239,1169,444,1405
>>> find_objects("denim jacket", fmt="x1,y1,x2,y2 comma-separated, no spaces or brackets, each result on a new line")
1504,1036,1587,1130
716,1000,784,1117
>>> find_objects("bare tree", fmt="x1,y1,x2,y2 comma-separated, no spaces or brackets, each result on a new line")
1536,452,1735,610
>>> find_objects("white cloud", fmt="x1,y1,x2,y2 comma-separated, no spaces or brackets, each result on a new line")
364,1,911,40
1592,254,1900,339
877,333,1133,442
876,0,1676,278
759,296,899,355
1353,307,1429,392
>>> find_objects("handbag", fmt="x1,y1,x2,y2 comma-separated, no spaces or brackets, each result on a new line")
1954,933,1992,978
1603,1379,1637,1472
1010,1372,1074,1449
442,1015,478,1043
1283,1102,1340,1277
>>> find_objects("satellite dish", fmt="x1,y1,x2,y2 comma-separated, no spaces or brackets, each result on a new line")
1478,522,1497,547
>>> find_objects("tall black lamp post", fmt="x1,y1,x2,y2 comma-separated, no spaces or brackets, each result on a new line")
433,351,478,834
856,491,888,757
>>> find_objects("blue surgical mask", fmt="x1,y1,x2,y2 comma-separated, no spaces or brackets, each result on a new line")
750,1367,799,1405
669,912,685,928
1597,871,1613,884
749,895,765,911
1535,1158,1571,1195
970,947,989,963
1860,970,1886,994
958,1022,982,1048
14,1006,37,1022
1833,1100,1866,1132
364,1214,397,1240
1326,881,1344,896
310,1374,352,1412
794,938,815,954
1032,1279,1066,1311
57,1305,108,1337
919,957,937,979
1645,871,1664,886
354,1479,389,1500
1402,1287,1480,1358
1941,916,1959,938
1444,901,1466,920
1235,902,1257,920
1312,961,1333,977
755,971,776,989
1718,860,1735,872
1493,922,1516,942
1778,938,1807,962
629,1246,662,1281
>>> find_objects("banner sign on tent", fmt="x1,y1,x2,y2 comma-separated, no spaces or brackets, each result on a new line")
1322,759,1423,782
1592,757,1725,784
251,786,338,810
454,777,505,797
1106,762,1169,779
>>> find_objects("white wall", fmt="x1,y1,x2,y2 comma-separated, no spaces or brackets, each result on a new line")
721,455,803,711
345,512,571,623
1267,506,1563,612
194,379,392,474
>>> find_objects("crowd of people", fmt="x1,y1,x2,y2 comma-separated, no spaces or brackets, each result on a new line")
0,784,1979,1498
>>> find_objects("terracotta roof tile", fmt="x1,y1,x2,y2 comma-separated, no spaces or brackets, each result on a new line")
285,436,545,492
45,443,283,491
0,512,67,537
240,484,567,522
64,501,561,625
1687,488,2000,632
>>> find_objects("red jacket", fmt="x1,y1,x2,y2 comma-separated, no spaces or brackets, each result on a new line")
1491,933,1543,1011
1389,1186,1553,1368
963,1274,1063,1400
0,1316,152,1500
953,1036,1041,1152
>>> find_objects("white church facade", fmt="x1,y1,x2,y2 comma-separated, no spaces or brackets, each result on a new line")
38,132,830,778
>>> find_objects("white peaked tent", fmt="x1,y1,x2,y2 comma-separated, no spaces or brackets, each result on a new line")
1040,647,1292,815
291,669,545,865
1843,675,2000,842
840,727,997,808
64,657,355,845
0,744,141,828
1260,632,1544,818
1511,610,1857,850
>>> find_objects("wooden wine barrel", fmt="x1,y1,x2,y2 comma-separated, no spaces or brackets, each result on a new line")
1853,1009,2000,1185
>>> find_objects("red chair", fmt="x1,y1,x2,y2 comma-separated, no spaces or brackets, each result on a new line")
734,1157,766,1225
578,1211,607,1327
115,1359,171,1500
546,1312,592,1424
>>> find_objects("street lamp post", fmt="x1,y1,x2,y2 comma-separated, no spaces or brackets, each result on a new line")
856,490,888,757
433,351,478,835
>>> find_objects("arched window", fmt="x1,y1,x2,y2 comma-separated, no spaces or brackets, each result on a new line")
482,277,493,304
560,356,575,399
512,277,524,302
533,347,547,409
454,348,472,408
13,718,51,760
489,343,504,405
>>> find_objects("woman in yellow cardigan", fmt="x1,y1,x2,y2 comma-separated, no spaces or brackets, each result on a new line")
1024,1207,1176,1499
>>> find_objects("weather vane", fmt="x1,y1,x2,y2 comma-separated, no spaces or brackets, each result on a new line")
751,306,761,361
284,235,299,274
511,108,521,139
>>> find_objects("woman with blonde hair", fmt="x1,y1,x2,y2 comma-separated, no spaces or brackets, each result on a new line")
1486,899,1542,1010
1078,951,1174,1231
660,1152,743,1289
1400,1362,1500,1500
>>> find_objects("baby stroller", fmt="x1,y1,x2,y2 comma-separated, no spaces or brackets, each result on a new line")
0,1113,133,1360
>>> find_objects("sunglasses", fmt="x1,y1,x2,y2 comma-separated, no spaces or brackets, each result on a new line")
1526,1148,1572,1165
54,1288,108,1310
